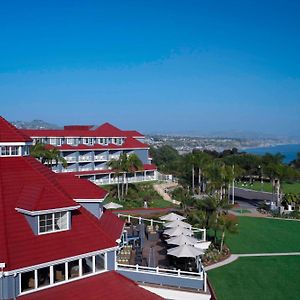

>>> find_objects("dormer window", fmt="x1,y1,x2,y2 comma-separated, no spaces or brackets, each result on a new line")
38,211,69,234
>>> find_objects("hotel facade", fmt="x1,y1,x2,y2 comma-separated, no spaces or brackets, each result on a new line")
21,123,157,185
0,117,210,300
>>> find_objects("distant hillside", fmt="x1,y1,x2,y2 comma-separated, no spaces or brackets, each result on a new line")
12,120,61,129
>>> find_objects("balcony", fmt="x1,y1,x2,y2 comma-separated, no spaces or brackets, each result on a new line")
65,156,77,163
94,155,108,161
78,156,92,162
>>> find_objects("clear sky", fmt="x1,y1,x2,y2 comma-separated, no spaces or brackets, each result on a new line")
0,0,299,136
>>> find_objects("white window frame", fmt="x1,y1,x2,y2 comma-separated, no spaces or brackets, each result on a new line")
19,252,108,296
38,212,69,235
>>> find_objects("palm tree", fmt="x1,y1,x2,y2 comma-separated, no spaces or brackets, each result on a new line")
107,158,122,201
125,153,143,195
30,143,67,169
218,214,239,252
194,151,213,194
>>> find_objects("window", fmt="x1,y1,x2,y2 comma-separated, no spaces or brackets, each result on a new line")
1,146,10,156
95,254,105,271
54,263,65,283
54,212,68,230
50,138,56,145
20,253,106,294
11,146,19,155
37,267,50,288
39,214,53,233
21,270,35,292
68,260,79,279
39,212,68,234
82,256,93,275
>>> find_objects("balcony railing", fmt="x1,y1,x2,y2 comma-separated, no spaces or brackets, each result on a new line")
78,156,93,162
108,155,120,160
94,155,107,161
65,156,77,162
117,263,207,292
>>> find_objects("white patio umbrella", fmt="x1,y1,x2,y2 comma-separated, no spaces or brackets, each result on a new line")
167,244,204,258
164,226,193,237
103,202,123,209
194,241,211,250
164,220,192,229
166,234,199,246
159,212,186,221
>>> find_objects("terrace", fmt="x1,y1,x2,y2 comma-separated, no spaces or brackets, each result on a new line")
116,213,209,294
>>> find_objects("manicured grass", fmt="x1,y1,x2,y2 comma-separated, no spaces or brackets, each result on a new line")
225,217,300,254
208,256,300,300
236,181,300,194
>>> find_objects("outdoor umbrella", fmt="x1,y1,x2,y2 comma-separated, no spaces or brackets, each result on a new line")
166,234,199,246
167,244,204,258
103,202,123,209
164,226,193,237
159,212,186,221
164,220,192,229
194,241,211,250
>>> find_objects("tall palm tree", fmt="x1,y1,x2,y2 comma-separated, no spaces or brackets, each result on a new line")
107,158,122,201
194,151,213,194
125,153,143,195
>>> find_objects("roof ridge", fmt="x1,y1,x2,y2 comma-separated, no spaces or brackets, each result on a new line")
22,157,76,208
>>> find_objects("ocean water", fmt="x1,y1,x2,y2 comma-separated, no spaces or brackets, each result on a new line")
244,144,300,163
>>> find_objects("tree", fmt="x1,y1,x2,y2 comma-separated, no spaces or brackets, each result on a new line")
125,153,144,195
30,143,67,169
107,158,122,201
218,214,239,252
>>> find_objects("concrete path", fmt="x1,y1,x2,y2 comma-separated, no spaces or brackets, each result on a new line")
205,252,300,271
153,182,181,205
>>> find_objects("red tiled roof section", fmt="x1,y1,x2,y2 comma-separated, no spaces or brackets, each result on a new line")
17,183,77,211
0,116,32,142
99,209,124,241
122,137,149,149
123,130,144,137
64,125,94,130
56,174,108,200
19,271,164,300
94,122,125,137
0,156,117,271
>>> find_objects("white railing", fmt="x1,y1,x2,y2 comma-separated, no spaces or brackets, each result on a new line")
92,176,156,185
94,155,107,161
65,156,77,162
117,263,204,280
109,155,120,160
78,156,92,162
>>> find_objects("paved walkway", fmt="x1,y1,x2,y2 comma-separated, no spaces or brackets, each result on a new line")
205,252,300,271
153,182,180,205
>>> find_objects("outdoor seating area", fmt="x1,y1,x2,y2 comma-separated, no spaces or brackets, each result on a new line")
119,212,210,273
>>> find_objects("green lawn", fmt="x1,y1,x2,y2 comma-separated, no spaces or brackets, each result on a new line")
208,256,300,300
225,217,300,254
236,181,300,194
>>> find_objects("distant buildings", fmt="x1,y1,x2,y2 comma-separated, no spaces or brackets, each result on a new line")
21,123,157,185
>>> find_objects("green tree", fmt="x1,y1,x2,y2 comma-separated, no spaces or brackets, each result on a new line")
218,214,239,253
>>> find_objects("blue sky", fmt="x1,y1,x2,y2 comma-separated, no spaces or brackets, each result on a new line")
1,0,300,136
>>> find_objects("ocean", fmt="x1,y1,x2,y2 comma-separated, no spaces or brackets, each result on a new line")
244,144,300,163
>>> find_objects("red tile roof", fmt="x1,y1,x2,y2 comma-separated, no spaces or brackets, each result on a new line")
0,156,118,271
0,116,32,143
21,122,145,140
123,130,144,138
99,209,124,241
19,271,163,300
94,122,125,137
56,174,108,200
